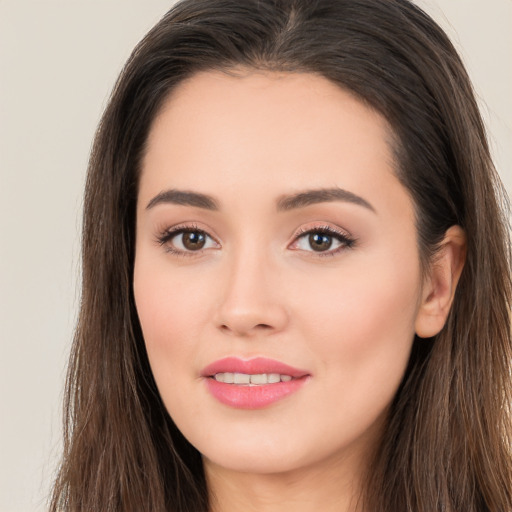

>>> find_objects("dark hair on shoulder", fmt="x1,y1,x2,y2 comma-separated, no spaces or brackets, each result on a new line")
50,1,512,511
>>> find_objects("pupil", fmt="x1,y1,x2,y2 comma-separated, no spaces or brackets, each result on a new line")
309,233,332,251
183,231,205,250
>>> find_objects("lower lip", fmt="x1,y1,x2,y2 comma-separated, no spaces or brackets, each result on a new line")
205,377,308,409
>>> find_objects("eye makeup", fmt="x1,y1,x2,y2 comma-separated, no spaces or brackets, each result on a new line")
155,221,356,258
156,223,220,256
289,224,356,257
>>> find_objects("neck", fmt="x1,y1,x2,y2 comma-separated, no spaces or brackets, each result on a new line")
205,452,367,512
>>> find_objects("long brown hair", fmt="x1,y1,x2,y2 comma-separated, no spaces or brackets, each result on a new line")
50,0,512,510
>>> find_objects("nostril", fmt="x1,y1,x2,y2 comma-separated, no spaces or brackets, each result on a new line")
215,301,289,336
219,322,273,335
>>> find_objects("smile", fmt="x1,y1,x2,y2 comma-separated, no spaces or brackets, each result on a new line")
202,357,310,409
212,372,293,385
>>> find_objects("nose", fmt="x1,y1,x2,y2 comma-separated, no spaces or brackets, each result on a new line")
214,248,289,337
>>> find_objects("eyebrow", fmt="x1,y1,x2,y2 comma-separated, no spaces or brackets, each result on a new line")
146,189,219,210
146,187,375,213
277,187,376,213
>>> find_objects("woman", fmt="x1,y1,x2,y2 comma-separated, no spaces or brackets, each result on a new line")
50,0,512,510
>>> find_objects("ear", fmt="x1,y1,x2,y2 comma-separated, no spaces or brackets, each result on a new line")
415,225,467,338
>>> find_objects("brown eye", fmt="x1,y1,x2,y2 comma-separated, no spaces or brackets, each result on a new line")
291,227,354,255
308,233,333,252
159,227,218,254
181,231,206,250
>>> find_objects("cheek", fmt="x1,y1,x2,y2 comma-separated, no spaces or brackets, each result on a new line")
293,250,421,399
133,258,208,367
274,257,421,461
133,258,212,430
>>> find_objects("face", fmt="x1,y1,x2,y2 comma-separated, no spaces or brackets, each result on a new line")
134,70,425,477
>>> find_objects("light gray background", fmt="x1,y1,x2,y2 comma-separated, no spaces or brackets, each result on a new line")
1,1,510,511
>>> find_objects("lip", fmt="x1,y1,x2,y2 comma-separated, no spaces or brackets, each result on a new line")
201,357,310,409
201,357,309,379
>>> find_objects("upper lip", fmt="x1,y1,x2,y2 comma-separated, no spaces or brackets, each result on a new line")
201,357,309,378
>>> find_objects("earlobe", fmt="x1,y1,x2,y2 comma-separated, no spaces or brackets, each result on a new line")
415,225,467,338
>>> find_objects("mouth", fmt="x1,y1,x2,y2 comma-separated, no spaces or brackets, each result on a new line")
211,372,293,385
201,357,310,409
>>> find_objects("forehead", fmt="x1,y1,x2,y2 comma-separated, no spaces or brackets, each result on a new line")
139,70,404,214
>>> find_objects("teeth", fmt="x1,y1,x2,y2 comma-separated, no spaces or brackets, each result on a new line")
250,373,268,384
213,373,294,385
223,372,234,384
234,373,250,384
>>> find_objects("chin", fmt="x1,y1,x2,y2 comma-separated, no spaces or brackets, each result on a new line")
202,446,308,475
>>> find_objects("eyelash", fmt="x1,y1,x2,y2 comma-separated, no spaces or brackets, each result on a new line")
156,223,356,257
291,225,356,257
156,223,217,257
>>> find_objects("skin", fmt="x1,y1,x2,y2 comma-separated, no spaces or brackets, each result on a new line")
134,70,465,512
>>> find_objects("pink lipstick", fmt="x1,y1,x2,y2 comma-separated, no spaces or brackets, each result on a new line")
201,357,310,409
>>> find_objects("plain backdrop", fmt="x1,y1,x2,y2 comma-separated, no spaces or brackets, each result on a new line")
0,1,510,511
